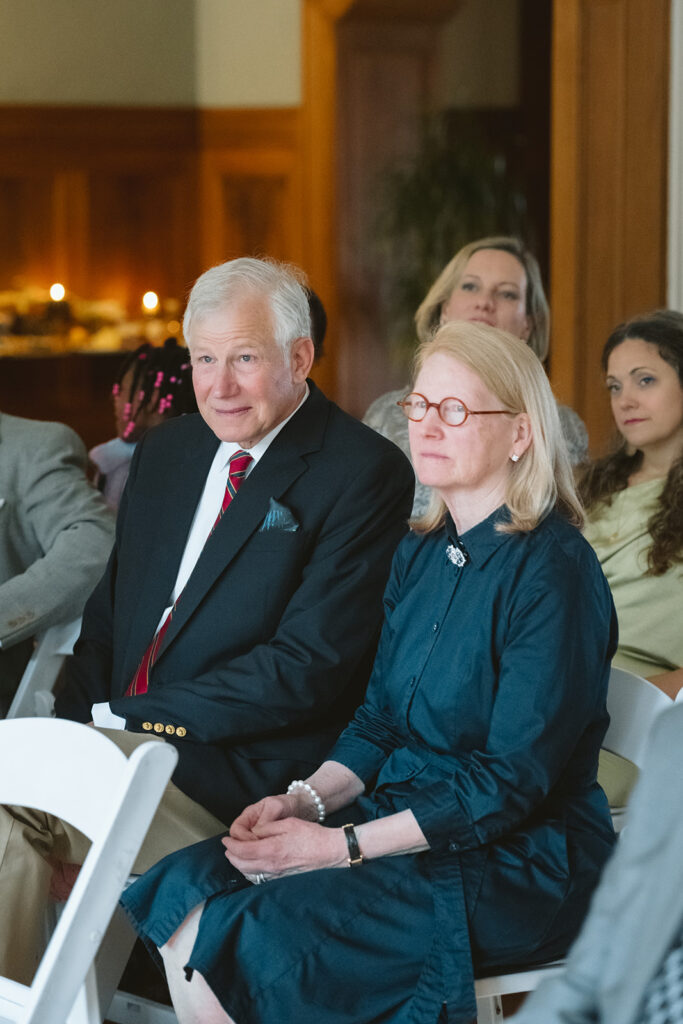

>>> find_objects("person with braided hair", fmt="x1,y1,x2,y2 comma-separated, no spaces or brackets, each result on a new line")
90,337,197,508
579,310,683,805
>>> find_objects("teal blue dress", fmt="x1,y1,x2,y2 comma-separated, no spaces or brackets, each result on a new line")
122,507,617,1024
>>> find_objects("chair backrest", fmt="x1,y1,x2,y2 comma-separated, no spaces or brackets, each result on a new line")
0,718,177,1024
603,666,673,769
6,617,81,719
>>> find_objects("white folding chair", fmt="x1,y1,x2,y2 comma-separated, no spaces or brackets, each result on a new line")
0,718,177,1024
602,666,672,830
474,666,673,1021
6,617,82,719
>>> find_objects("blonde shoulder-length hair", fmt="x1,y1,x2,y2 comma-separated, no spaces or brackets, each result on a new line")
411,322,583,535
414,236,550,362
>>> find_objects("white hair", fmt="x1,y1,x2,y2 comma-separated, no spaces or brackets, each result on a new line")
183,257,312,353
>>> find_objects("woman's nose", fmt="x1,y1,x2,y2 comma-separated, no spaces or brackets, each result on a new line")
617,384,637,408
475,290,494,309
420,406,444,433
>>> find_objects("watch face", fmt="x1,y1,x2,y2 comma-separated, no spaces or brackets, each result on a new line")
343,823,363,865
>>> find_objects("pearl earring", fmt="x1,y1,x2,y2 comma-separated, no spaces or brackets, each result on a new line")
510,453,520,463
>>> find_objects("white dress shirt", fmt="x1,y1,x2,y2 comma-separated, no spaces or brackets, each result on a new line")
92,386,309,729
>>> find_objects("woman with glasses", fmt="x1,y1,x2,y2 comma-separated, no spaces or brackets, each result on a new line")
121,322,616,1024
365,236,588,516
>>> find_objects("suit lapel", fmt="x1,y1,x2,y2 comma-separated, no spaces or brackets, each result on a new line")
154,382,330,658
123,419,219,676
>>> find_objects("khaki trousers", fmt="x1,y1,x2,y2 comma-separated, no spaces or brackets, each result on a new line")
0,728,226,985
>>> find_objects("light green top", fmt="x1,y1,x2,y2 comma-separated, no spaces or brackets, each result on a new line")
584,478,683,678
586,479,681,807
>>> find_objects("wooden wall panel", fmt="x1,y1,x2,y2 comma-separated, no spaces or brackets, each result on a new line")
0,106,199,312
197,109,303,271
335,20,441,417
0,175,54,290
550,0,669,455
0,104,302,438
0,105,302,321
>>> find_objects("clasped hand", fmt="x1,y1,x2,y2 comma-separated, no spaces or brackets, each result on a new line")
224,795,346,883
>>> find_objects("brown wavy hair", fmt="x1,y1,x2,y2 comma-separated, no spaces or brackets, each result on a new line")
579,309,683,575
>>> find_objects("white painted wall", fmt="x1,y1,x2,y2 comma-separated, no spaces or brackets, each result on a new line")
434,0,520,109
195,0,300,107
0,0,195,106
0,0,300,108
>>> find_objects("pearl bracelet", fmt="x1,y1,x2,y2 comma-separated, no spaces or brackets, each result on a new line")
287,780,326,823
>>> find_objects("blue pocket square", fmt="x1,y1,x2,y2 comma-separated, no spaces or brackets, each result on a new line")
259,498,299,532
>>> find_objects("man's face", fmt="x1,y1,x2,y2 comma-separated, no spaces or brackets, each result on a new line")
189,293,314,448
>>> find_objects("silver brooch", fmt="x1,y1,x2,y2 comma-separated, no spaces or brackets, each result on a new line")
446,543,466,568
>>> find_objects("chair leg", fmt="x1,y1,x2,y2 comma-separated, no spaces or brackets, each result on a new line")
66,964,101,1024
94,906,138,1018
476,993,504,1023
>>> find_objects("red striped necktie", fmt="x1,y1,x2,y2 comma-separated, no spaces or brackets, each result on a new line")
126,449,253,697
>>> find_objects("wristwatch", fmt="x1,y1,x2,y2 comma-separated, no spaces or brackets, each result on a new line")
342,823,364,867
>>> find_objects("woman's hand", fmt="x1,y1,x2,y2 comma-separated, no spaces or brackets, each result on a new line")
229,795,297,841
648,667,683,700
223,818,347,880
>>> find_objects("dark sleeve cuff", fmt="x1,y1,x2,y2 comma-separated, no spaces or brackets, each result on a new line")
327,734,389,784
403,781,480,853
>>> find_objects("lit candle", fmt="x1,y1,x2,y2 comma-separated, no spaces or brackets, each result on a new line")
142,291,160,314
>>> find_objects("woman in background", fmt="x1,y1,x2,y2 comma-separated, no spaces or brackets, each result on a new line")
364,236,588,515
580,310,683,805
121,322,616,1024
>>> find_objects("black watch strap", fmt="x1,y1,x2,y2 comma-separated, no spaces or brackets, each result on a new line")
343,823,364,866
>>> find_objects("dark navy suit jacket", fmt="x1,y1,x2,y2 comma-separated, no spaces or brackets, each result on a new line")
57,382,414,823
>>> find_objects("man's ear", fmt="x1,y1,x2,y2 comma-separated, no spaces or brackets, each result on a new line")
290,336,315,381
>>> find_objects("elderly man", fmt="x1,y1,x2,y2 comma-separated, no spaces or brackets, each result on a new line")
0,257,414,983
0,412,115,712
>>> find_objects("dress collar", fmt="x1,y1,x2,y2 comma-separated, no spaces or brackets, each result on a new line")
444,506,513,570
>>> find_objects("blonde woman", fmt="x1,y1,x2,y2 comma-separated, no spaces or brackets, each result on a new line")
365,236,588,515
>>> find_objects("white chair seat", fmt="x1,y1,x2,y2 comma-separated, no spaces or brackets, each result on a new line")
475,666,672,1021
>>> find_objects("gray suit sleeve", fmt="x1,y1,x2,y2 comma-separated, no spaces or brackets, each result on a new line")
0,420,115,647
510,704,683,1024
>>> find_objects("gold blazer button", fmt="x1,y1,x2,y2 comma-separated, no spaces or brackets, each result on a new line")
142,722,153,731
165,724,176,735
153,723,164,733
176,726,187,738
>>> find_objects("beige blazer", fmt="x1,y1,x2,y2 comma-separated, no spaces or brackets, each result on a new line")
511,702,683,1024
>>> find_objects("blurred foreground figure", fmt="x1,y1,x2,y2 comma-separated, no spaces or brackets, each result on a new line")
511,702,683,1024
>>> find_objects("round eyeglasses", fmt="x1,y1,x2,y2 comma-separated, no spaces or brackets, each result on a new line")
397,392,512,427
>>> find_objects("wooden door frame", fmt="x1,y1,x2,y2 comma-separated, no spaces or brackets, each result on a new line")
300,0,461,400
